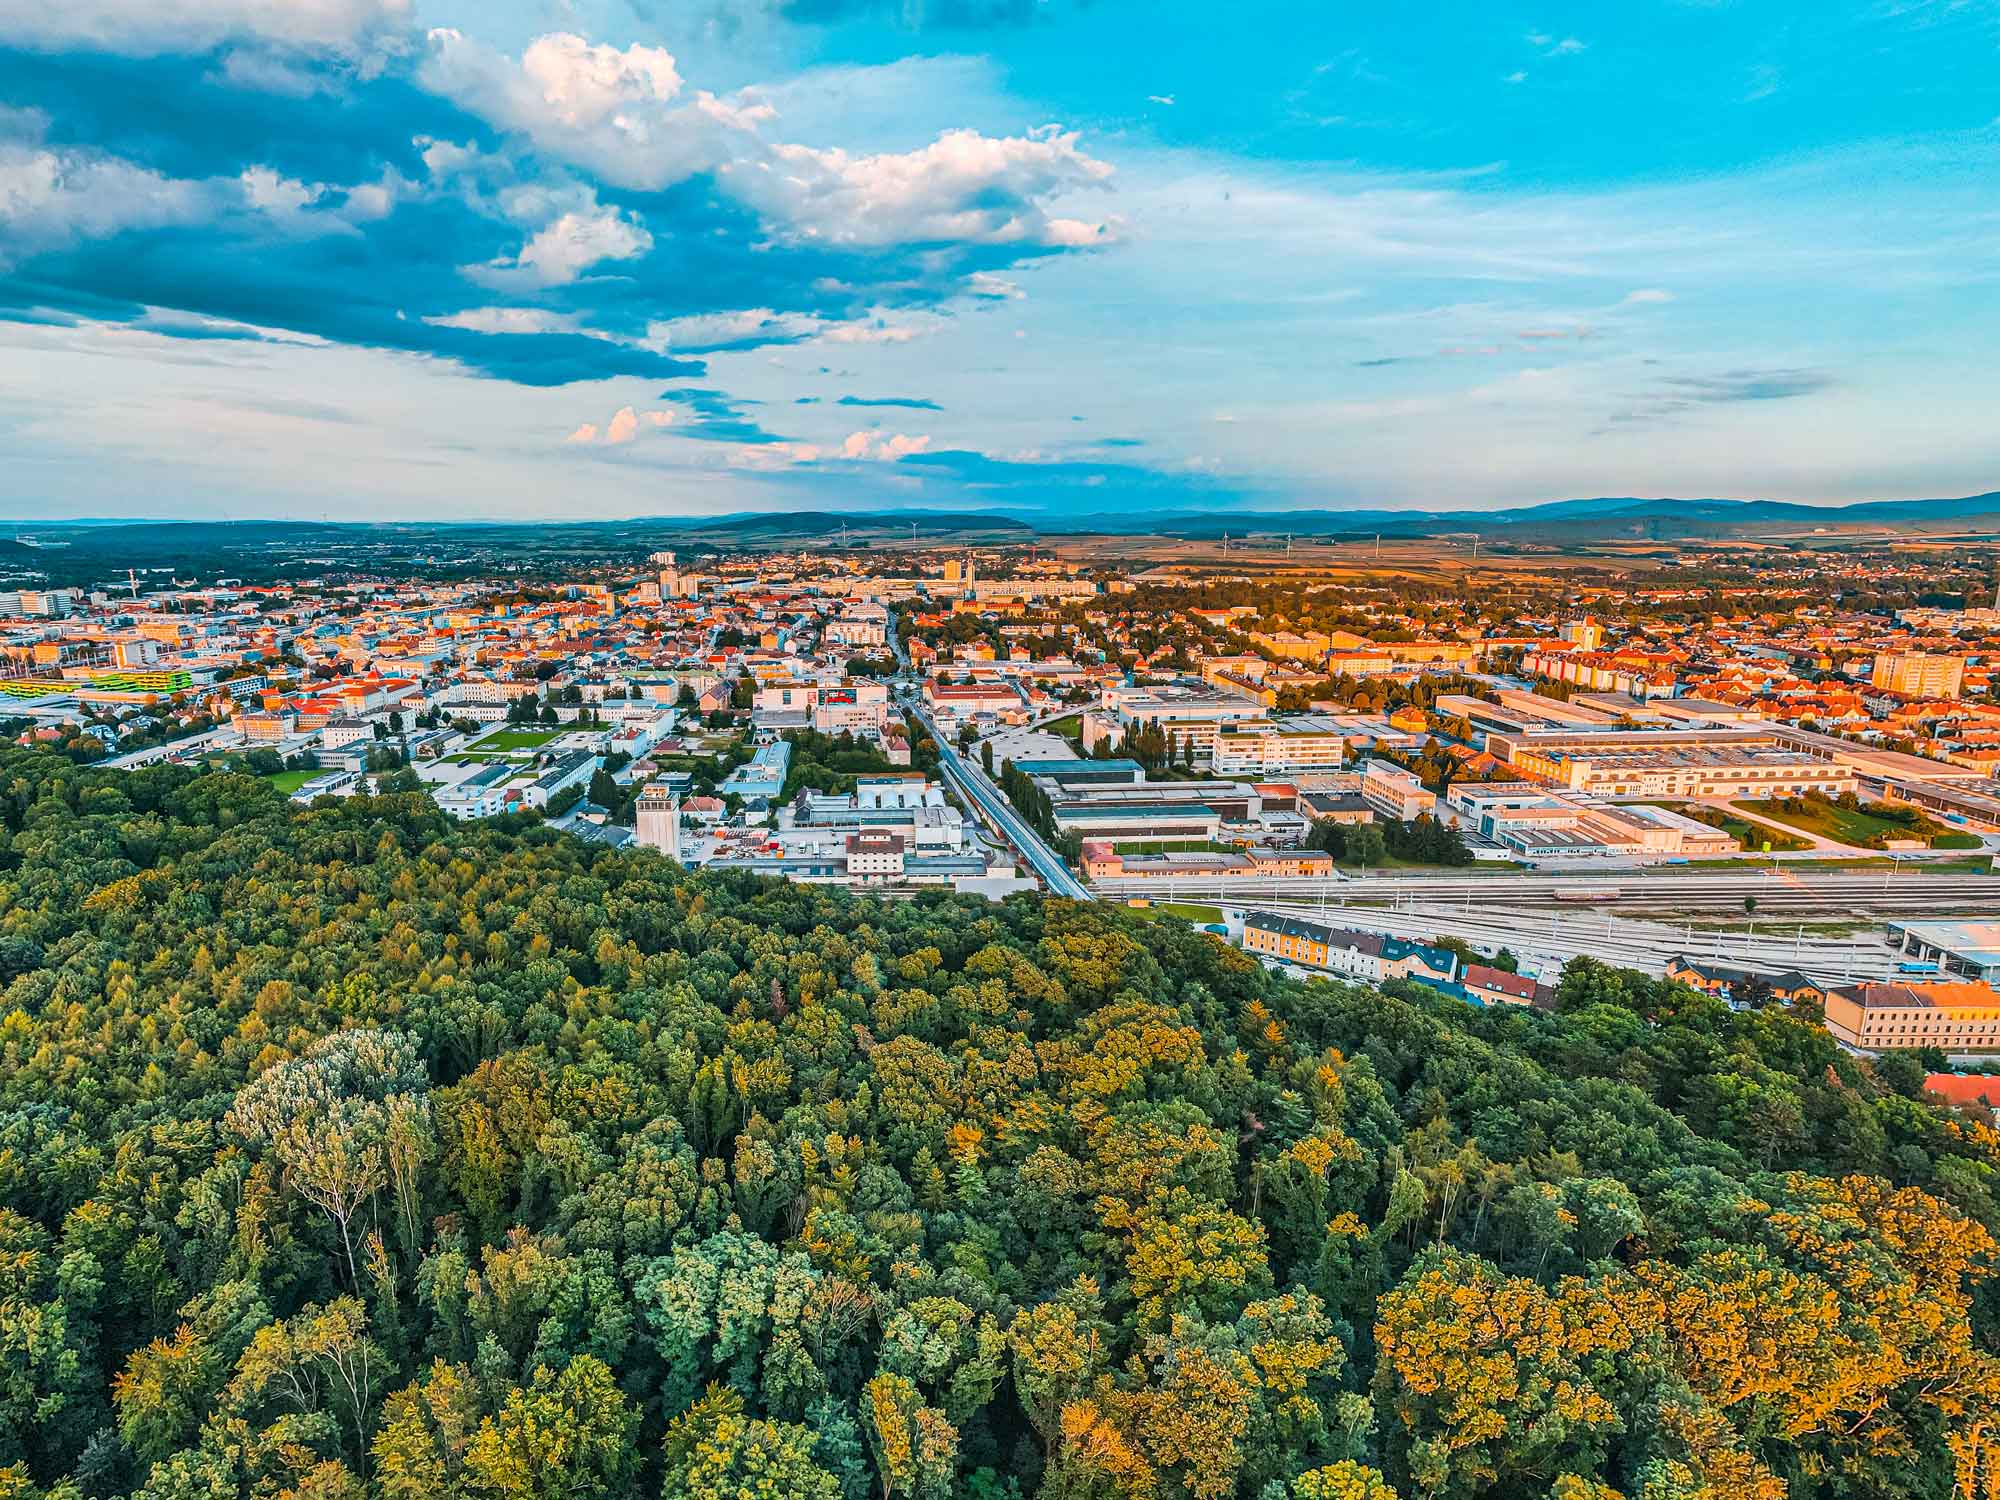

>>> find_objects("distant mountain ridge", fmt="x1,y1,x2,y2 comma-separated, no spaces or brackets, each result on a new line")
1046,490,2000,540
4,490,1996,551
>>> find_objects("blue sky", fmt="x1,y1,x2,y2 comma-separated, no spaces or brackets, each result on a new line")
2,0,1997,520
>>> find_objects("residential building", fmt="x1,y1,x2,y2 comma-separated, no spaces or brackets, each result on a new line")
1822,980,2000,1052
1871,651,1966,698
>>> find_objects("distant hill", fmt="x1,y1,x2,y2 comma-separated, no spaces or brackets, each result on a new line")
661,510,1033,539
1048,491,2000,542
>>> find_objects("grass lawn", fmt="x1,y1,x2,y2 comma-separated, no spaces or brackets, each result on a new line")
1112,839,1236,855
1638,801,1810,853
472,729,564,751
1735,797,1958,849
263,769,318,793
1159,902,1226,925
1125,901,1228,927
1043,714,1082,738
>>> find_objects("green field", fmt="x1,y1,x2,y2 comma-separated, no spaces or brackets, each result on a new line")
1112,839,1236,855
1638,801,1810,852
471,729,564,751
1736,796,1967,850
262,769,318,793
1126,900,1227,927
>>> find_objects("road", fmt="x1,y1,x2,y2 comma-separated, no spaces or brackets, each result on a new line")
906,697,1092,900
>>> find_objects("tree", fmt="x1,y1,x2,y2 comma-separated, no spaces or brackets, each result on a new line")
662,1384,841,1500
1342,825,1388,869
226,1030,432,1287
463,1357,636,1500
861,1374,957,1500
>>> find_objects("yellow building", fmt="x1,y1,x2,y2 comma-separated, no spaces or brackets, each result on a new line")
1821,981,2000,1052
1870,651,1966,698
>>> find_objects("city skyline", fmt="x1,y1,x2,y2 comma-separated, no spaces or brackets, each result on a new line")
5,0,2000,519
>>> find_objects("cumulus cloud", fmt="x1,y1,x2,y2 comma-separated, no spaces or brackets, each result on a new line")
478,206,652,287
566,405,676,445
422,29,768,192
1620,287,1674,305
738,126,1115,248
427,32,1115,253
0,0,413,59
840,430,931,459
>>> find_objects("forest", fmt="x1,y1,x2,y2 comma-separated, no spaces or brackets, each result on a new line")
0,747,1997,1500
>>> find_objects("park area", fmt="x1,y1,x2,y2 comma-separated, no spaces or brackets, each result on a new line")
1736,792,1985,850
469,728,565,751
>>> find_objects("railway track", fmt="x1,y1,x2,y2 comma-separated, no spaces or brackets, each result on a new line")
1093,870,1997,916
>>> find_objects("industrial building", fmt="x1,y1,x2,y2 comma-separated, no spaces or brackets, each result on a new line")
1884,921,2000,987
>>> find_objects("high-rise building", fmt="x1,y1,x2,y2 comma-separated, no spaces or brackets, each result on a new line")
1870,651,1966,698
636,783,682,861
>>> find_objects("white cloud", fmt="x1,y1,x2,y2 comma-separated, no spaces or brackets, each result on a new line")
423,29,765,193
841,430,930,460
605,405,641,444
0,142,214,266
738,126,1116,248
967,272,1025,300
818,309,950,345
519,32,681,127
645,308,826,350
424,32,1116,256
0,0,412,59
1148,95,1176,106
239,165,321,217
478,206,652,288
1526,32,1586,56
566,406,677,446
425,307,591,336
1620,287,1674,305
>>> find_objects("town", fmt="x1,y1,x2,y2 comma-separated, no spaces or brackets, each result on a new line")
3,527,1997,1067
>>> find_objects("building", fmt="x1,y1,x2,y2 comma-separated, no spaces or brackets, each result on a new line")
721,739,792,808
1486,727,1857,800
845,830,907,882
1241,912,1460,985
1461,964,1552,1008
1884,921,2000,987
1211,721,1348,776
1052,801,1224,844
826,616,887,648
525,751,599,810
235,710,295,744
1871,652,1966,699
636,783,682,860
1665,957,1827,1005
1359,760,1436,821
1821,980,2000,1052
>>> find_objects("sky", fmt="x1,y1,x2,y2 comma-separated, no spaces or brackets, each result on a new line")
2,0,1998,522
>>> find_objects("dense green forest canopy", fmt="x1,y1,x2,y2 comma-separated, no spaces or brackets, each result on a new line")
0,749,1997,1500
